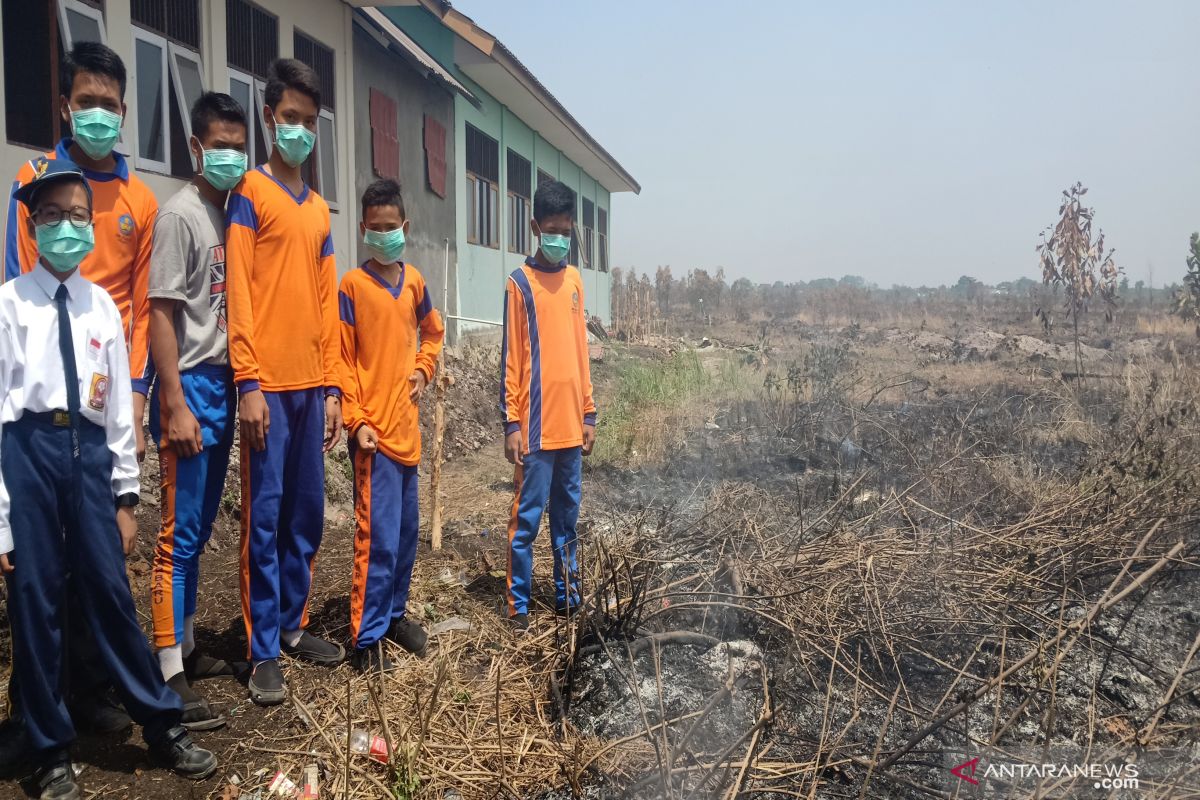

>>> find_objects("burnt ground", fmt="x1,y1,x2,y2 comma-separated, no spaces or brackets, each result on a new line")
0,330,1197,798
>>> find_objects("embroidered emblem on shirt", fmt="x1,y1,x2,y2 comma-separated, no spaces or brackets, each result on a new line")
571,291,580,314
33,159,48,179
209,244,227,332
88,372,108,410
118,214,135,237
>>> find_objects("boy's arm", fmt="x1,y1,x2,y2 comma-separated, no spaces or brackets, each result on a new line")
0,318,11,556
338,281,363,436
414,281,445,383
576,281,597,426
5,161,36,281
225,190,261,390
128,194,157,395
148,211,202,456
319,229,341,398
103,301,140,500
500,282,528,436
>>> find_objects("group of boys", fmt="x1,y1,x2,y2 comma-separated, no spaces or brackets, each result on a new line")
0,40,596,800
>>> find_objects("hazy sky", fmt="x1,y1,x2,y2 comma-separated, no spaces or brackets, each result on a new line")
465,0,1200,287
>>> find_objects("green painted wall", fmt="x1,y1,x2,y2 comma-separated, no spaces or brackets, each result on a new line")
384,4,615,331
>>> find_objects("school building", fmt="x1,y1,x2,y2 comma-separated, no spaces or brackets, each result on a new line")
0,0,639,337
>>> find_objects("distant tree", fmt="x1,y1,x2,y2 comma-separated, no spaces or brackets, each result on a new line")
1036,182,1122,375
655,266,673,314
840,274,866,288
1171,233,1200,336
731,277,754,321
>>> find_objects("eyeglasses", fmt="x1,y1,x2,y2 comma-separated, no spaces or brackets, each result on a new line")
32,206,92,228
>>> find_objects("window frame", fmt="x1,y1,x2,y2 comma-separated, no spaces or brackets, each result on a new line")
316,106,338,211
167,42,204,169
598,207,609,272
467,173,499,249
507,191,529,255
131,26,170,174
57,0,106,49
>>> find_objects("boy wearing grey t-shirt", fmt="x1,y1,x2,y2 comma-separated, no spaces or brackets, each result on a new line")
147,93,249,729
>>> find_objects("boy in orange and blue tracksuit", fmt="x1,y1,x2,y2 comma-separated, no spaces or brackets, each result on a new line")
225,59,344,705
339,179,444,672
501,180,596,630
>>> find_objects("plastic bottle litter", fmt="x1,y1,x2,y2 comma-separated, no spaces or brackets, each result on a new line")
268,771,298,798
349,728,389,763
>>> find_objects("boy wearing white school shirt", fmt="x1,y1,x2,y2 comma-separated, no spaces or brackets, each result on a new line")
0,161,216,800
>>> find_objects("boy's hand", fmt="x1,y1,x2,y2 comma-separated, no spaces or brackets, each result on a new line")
241,389,270,452
583,424,596,456
167,398,204,458
133,393,147,463
117,506,137,556
324,395,343,452
504,430,523,466
0,553,12,573
355,425,378,453
408,371,428,402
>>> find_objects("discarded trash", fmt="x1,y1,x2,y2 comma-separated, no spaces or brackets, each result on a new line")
350,728,389,763
435,567,468,587
300,764,319,799
429,616,473,637
268,771,299,797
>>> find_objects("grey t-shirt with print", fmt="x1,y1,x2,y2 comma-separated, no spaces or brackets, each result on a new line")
149,183,228,370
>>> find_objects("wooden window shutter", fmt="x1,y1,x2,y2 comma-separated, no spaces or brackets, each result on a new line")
369,88,399,181
424,114,447,198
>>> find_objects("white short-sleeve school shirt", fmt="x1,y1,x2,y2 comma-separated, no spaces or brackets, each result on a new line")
0,264,138,554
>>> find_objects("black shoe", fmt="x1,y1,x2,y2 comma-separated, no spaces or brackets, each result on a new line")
282,631,346,666
0,718,30,779
166,673,225,732
147,725,217,780
509,613,530,633
247,659,287,707
182,650,235,681
351,645,397,674
34,757,80,800
69,690,132,735
386,616,428,656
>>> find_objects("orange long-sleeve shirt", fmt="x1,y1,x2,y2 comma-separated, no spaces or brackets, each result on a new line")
501,258,596,454
4,140,156,393
225,167,339,394
339,261,444,466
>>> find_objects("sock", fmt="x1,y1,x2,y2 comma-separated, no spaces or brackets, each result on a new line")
182,616,196,658
281,629,303,648
158,644,184,683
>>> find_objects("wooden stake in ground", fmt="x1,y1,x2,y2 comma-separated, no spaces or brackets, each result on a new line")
429,353,452,550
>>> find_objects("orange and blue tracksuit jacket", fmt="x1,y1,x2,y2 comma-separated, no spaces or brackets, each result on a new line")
501,257,595,616
339,261,444,648
5,139,157,393
226,166,340,662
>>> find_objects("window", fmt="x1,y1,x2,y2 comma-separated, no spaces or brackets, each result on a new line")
537,168,554,189
294,30,337,209
131,0,199,49
370,88,398,181
229,68,269,167
597,207,609,272
565,186,579,265
424,115,447,198
132,26,205,177
4,0,106,150
465,124,499,249
227,0,277,80
581,197,595,270
507,149,531,255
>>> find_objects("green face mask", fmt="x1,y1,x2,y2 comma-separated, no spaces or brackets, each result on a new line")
538,233,571,264
271,117,316,168
70,107,122,160
199,145,247,191
36,220,95,272
363,227,406,265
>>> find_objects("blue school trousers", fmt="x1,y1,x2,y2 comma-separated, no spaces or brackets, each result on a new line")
506,446,582,617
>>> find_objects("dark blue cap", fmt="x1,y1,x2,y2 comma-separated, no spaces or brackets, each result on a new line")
13,158,93,210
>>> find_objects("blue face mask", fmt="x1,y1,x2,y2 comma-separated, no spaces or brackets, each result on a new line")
538,233,571,264
271,115,316,167
36,220,95,272
363,227,406,265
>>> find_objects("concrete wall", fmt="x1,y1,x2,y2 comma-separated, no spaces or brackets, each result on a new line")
350,23,457,319
0,0,358,273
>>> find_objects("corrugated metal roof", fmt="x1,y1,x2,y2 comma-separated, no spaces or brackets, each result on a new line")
356,7,475,102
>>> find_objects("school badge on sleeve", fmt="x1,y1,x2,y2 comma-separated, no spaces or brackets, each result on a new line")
88,372,109,410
